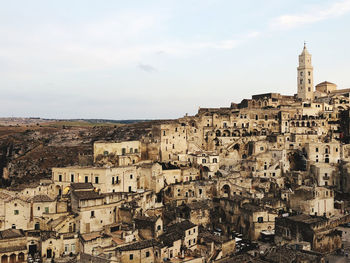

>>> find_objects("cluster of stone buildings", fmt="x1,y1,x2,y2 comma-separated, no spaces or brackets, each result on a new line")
1,45,350,263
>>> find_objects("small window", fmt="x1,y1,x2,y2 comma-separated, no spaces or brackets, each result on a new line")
71,174,74,182
129,254,133,260
45,207,49,213
37,207,40,211
103,151,109,156
58,174,62,182
202,159,206,164
146,251,150,257
85,176,88,183
91,211,95,218
258,217,264,223
95,177,99,184
130,174,133,179
14,210,19,215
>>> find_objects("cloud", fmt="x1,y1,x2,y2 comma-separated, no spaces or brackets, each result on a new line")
138,63,157,72
270,0,350,30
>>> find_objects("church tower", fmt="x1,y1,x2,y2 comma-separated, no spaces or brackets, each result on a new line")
297,43,314,101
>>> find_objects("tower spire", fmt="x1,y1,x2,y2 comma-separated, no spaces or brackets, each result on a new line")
297,44,314,101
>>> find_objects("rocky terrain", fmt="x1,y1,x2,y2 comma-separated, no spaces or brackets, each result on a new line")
0,121,159,187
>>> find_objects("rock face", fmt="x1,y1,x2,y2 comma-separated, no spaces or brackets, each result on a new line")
0,121,155,187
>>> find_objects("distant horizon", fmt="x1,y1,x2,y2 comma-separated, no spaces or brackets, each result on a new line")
1,0,350,119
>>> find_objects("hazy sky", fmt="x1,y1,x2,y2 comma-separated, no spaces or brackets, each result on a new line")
1,0,350,119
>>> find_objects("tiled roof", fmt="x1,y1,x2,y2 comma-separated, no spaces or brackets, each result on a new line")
71,183,94,190
81,232,103,242
167,220,196,234
0,229,25,239
0,245,27,253
116,239,160,251
134,216,159,228
32,194,54,202
73,190,103,201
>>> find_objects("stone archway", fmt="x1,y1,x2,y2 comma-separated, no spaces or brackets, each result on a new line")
221,184,231,198
18,253,25,262
47,248,52,258
9,254,16,263
1,255,8,263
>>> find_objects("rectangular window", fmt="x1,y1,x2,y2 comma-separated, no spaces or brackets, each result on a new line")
95,177,99,184
45,207,49,213
146,251,150,257
71,244,75,253
258,217,264,223
58,174,62,182
65,244,69,252
130,174,133,179
71,174,74,182
129,254,133,260
85,176,88,183
91,211,95,218
112,177,115,184
14,210,19,215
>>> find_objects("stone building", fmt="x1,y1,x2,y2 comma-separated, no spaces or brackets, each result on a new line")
289,186,334,217
275,214,342,253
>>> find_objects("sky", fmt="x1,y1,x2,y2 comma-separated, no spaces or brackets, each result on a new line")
1,0,350,119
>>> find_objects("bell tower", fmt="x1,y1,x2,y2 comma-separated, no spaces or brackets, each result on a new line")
297,43,314,101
